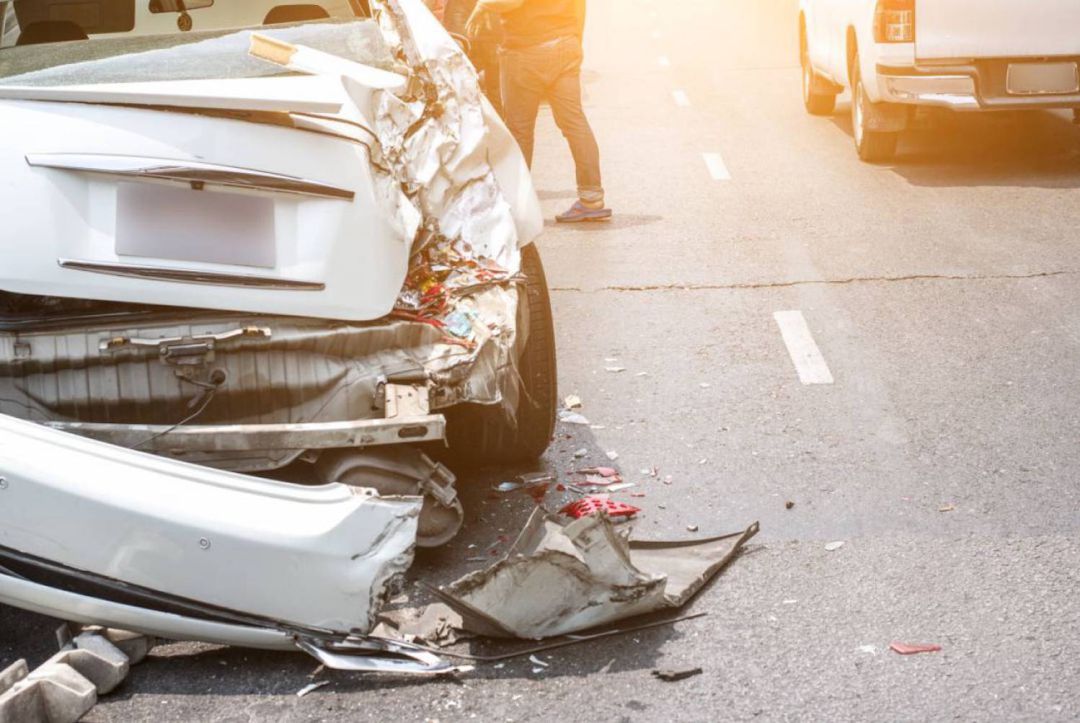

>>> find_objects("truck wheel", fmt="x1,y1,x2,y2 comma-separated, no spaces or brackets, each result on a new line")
851,54,898,162
800,25,836,115
442,242,557,467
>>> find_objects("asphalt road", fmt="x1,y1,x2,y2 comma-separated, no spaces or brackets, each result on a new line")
6,0,1080,720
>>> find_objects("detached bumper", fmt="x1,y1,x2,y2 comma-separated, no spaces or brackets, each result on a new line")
0,413,420,639
878,62,1080,110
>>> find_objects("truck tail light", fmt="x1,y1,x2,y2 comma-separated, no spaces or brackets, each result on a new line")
874,0,914,43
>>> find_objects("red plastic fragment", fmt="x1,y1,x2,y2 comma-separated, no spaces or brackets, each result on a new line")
559,495,641,519
889,642,942,655
579,467,619,478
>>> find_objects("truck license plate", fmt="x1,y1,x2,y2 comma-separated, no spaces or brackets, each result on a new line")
1006,62,1079,95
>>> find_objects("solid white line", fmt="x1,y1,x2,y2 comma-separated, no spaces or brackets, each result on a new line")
773,311,834,385
658,55,671,67
672,89,690,107
702,152,731,180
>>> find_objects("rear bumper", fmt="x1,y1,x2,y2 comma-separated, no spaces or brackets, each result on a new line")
877,61,1080,110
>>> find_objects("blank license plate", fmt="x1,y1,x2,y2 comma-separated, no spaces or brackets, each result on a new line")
116,183,277,268
1006,62,1079,95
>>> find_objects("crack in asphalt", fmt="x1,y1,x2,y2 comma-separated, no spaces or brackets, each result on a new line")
551,269,1076,293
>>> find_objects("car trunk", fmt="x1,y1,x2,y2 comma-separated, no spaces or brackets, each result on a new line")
916,0,1080,61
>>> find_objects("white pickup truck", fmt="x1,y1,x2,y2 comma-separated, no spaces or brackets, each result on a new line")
798,0,1080,161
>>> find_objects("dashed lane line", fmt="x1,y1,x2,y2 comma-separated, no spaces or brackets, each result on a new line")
702,152,731,181
773,310,835,385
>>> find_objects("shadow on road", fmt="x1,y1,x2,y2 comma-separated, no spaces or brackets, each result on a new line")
829,103,1080,188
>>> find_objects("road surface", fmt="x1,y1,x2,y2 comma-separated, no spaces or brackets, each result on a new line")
4,0,1080,719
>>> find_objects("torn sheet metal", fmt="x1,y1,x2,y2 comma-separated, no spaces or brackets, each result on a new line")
431,508,759,639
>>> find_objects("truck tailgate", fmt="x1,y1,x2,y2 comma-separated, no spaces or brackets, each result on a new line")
917,0,1080,60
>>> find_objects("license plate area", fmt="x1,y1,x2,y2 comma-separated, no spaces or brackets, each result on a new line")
1006,61,1079,96
116,183,277,268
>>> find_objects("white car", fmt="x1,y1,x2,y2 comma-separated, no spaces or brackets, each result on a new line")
0,0,553,671
799,0,1080,161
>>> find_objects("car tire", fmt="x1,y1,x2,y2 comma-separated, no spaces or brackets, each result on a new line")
800,25,836,116
851,53,898,162
442,242,557,467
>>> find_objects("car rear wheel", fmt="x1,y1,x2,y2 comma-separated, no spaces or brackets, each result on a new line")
800,25,836,116
442,242,557,467
851,54,898,162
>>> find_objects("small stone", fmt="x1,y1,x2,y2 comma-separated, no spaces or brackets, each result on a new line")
785,500,795,510
824,541,845,552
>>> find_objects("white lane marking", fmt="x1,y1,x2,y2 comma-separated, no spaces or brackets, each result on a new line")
672,89,690,107
658,55,671,67
702,152,731,180
773,310,834,385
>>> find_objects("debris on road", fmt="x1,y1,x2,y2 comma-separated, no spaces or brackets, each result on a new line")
890,642,942,655
0,629,151,723
686,524,699,532
652,667,703,682
296,681,331,698
428,509,759,639
559,410,591,425
605,366,627,373
606,451,620,461
824,541,845,552
560,496,641,519
574,448,589,458
564,395,583,409
785,500,795,510
939,504,956,512
528,655,549,668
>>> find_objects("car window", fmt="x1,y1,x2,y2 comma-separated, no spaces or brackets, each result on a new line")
0,0,364,50
0,0,379,81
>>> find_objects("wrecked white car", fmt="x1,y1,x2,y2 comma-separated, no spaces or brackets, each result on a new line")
0,0,553,670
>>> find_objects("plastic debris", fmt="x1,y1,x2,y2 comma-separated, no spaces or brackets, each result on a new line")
824,541,845,552
606,451,619,461
430,509,759,639
559,411,590,425
939,504,956,512
580,467,620,478
560,496,641,519
605,366,627,373
494,481,522,492
890,642,942,655
686,524,699,532
652,667,702,682
564,395,583,409
605,482,636,493
528,655,549,668
297,681,330,697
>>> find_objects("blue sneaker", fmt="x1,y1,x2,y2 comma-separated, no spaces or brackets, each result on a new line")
556,200,613,223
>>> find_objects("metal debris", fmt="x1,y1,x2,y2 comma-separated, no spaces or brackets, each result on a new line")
429,508,759,639
652,667,703,682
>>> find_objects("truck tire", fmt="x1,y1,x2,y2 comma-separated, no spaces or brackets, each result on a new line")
800,22,836,116
851,53,898,162
442,242,557,467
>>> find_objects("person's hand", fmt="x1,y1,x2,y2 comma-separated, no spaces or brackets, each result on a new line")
465,5,496,39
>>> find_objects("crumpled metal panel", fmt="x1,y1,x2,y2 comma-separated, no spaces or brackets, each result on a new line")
432,508,760,639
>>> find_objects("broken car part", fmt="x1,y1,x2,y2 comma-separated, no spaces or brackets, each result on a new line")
431,508,759,639
0,412,466,675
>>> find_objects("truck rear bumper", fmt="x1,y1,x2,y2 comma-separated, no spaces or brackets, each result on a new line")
878,61,1080,110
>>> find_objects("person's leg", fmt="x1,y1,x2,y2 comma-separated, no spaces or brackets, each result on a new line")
546,36,604,208
499,48,545,166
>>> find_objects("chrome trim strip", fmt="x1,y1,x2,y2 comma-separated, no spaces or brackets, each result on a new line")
26,153,355,201
44,414,447,452
58,259,325,291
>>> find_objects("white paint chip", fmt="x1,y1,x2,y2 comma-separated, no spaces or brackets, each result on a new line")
773,310,834,385
702,152,731,181
672,89,690,107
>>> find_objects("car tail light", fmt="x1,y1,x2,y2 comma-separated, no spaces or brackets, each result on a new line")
874,0,914,43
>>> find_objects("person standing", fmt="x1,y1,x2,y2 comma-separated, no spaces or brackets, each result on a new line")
467,0,610,223
443,0,504,114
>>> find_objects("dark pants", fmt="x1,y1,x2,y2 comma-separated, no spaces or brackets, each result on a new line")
500,35,604,205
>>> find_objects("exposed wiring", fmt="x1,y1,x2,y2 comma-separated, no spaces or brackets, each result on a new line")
131,386,218,450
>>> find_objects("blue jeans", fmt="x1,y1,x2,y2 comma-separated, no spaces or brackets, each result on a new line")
500,36,604,205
